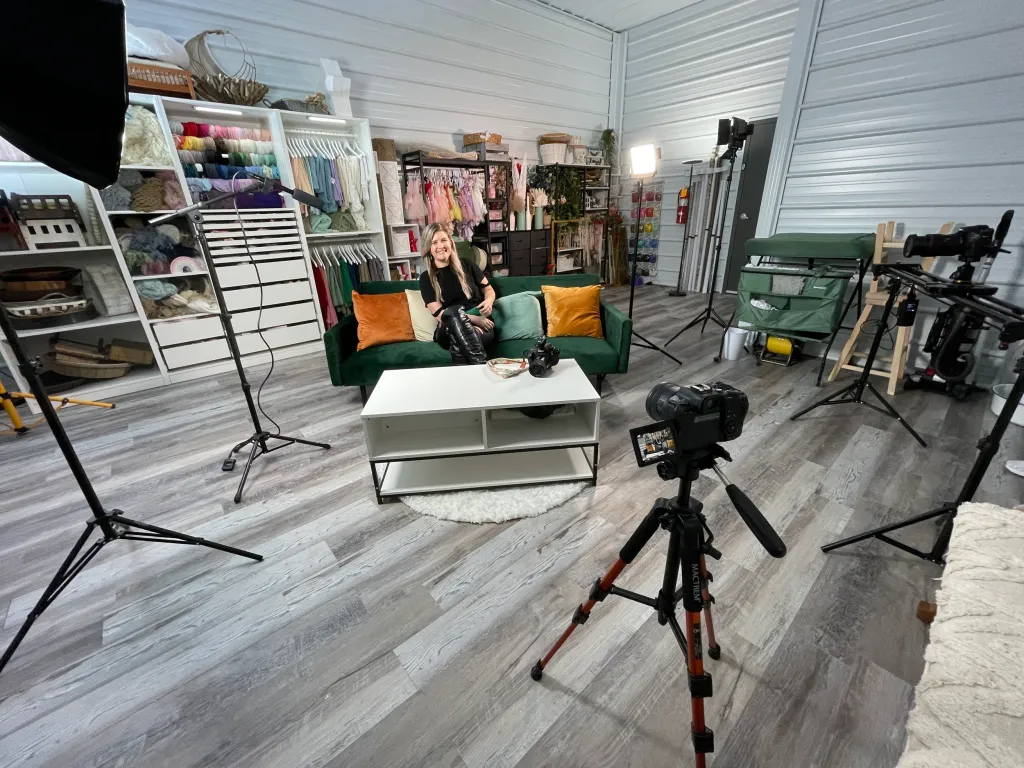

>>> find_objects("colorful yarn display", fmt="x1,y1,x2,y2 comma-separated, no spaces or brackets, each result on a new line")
171,122,279,211
129,178,167,212
99,184,131,211
101,169,186,213
169,122,272,141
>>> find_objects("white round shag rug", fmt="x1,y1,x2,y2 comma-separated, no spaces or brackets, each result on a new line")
401,482,588,523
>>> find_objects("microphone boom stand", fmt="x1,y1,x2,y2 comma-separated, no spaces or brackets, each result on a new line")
0,301,263,676
153,181,332,503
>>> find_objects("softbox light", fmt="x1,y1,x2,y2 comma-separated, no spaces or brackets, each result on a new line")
0,1,128,187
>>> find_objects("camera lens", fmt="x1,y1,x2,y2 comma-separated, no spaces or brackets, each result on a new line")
646,382,682,421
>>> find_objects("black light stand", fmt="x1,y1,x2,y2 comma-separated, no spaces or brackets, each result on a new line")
664,151,737,344
789,273,928,447
627,177,683,365
668,161,701,298
154,182,332,504
0,302,263,676
819,247,1024,564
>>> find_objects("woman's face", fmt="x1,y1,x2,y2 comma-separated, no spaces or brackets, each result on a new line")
430,231,452,266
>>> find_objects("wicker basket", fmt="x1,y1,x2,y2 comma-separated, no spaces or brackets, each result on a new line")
185,30,269,106
48,353,132,380
127,59,196,99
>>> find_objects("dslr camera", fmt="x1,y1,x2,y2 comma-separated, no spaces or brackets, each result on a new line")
903,210,1013,266
630,382,748,467
526,336,560,378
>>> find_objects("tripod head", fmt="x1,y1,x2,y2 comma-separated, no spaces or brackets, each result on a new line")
655,443,787,559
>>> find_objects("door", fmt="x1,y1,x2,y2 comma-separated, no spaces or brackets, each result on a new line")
723,118,776,292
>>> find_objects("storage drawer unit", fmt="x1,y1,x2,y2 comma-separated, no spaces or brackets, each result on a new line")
507,230,549,277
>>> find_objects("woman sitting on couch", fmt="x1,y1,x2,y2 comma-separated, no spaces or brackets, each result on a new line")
419,222,497,364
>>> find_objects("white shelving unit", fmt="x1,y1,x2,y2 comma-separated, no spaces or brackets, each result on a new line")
1,92,386,410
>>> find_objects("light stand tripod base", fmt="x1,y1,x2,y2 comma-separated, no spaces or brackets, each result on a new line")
821,504,954,563
632,329,683,365
226,431,332,503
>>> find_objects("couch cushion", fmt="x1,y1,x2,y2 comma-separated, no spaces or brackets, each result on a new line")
492,292,543,342
491,273,598,298
492,336,618,375
340,341,451,382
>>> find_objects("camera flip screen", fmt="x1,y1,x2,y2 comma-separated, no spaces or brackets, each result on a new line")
629,421,678,467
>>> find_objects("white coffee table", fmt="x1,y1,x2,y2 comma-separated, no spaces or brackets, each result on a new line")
360,359,600,503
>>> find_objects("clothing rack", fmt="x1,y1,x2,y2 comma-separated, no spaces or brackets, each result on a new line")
309,241,385,330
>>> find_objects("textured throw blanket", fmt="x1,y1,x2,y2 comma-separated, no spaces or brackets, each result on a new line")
897,502,1024,768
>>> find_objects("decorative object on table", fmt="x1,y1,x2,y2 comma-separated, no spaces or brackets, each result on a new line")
106,339,155,366
486,358,528,379
0,191,28,251
516,211,528,231
321,58,354,118
526,336,561,377
510,157,528,217
127,59,196,99
169,255,204,274
2,296,93,330
121,105,174,167
184,30,269,106
47,338,133,380
9,194,87,250
542,284,603,339
125,25,195,99
538,132,571,164
402,481,588,523
269,92,329,114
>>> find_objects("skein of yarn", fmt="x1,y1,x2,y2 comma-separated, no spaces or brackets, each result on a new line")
122,106,173,167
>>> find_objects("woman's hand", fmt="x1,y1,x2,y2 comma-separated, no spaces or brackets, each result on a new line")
477,297,494,317
471,314,495,332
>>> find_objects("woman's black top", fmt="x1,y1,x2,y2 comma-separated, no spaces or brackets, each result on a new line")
419,257,486,312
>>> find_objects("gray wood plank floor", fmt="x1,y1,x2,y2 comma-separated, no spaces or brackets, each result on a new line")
1,285,1021,768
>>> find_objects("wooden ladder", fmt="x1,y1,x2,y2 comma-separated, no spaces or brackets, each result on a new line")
828,220,955,395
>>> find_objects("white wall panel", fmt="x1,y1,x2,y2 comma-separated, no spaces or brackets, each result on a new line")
761,0,1024,381
126,0,613,160
620,0,799,287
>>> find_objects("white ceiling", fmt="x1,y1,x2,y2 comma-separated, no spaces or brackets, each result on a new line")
535,0,703,31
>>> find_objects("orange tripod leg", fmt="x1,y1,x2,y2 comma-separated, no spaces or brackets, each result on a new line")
531,557,626,680
700,554,720,660
684,608,713,768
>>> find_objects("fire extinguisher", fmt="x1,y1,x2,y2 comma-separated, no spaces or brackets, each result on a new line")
676,188,689,224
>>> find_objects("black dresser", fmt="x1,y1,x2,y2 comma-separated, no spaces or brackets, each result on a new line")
507,230,550,277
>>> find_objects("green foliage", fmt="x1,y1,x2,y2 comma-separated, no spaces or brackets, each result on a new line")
600,129,616,167
528,165,582,219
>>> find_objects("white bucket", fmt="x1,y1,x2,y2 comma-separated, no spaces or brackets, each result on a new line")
990,383,1024,427
539,143,566,164
723,327,748,361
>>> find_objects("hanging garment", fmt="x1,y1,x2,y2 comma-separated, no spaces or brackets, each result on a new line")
313,266,338,329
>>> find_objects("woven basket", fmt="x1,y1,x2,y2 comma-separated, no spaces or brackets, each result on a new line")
185,30,269,106
48,353,131,380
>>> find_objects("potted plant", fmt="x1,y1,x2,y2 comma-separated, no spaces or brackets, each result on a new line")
529,188,549,230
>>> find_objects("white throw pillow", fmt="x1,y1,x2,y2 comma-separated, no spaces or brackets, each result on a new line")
125,24,191,69
405,290,436,342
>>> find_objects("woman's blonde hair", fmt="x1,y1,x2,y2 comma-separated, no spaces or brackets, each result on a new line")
421,223,473,304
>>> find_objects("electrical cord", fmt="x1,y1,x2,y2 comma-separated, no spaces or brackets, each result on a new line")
229,173,281,435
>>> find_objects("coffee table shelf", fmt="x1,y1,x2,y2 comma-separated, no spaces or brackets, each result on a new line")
361,360,600,502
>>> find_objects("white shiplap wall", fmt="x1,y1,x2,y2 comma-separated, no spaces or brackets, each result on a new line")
760,0,1024,378
126,0,613,160
620,0,800,288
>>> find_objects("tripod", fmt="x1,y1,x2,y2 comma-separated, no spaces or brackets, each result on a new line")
532,445,785,768
822,349,1024,563
789,275,927,447
665,152,736,344
0,302,263,676
158,195,331,503
627,177,683,365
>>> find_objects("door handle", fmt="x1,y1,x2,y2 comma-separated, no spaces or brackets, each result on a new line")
740,213,749,220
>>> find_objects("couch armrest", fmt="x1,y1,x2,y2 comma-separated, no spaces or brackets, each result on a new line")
601,301,632,373
323,314,359,386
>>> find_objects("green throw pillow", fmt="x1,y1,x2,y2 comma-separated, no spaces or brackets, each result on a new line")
492,292,543,342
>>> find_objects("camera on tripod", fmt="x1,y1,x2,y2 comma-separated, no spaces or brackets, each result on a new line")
904,210,1013,266
631,382,748,466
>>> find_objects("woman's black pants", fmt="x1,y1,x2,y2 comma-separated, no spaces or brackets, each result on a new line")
434,307,492,364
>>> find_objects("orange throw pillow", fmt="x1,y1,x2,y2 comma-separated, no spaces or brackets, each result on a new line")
542,284,603,339
352,291,415,351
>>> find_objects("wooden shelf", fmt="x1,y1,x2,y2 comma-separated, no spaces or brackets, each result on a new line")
13,312,142,338
133,271,209,280
0,245,112,258
388,223,418,229
120,164,176,171
104,210,178,216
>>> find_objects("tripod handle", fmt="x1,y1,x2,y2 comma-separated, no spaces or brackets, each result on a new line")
725,484,787,558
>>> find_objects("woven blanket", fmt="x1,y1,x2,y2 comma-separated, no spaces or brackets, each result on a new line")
897,502,1024,768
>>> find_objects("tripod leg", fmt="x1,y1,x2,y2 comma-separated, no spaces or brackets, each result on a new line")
0,522,103,674
532,506,663,681
865,381,927,447
234,437,262,504
667,612,713,767
113,515,263,561
266,432,332,450
789,382,858,421
700,555,720,660
821,504,954,558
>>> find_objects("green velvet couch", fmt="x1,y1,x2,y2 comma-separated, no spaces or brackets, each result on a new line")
323,273,631,400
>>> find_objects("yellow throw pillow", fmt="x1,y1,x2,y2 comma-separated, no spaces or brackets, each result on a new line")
352,291,415,351
542,284,603,339
405,289,436,342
